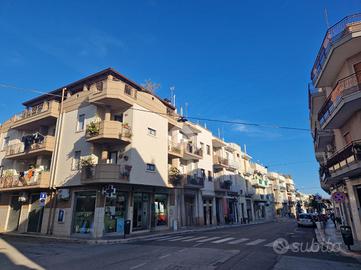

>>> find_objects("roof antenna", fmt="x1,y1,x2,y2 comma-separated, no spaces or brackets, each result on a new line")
170,86,175,106
185,102,188,117
324,7,330,29
218,128,221,138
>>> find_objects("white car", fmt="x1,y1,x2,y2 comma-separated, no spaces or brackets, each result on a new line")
297,213,315,227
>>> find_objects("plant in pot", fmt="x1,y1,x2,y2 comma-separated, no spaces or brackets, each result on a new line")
122,123,132,138
86,121,99,137
169,166,182,186
81,156,95,178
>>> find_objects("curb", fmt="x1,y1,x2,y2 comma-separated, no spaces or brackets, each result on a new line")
1,220,273,245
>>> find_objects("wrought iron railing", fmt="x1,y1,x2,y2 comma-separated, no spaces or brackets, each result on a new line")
311,13,361,84
318,71,361,125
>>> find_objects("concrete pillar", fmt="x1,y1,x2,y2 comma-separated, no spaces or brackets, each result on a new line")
104,107,111,121
346,179,361,240
212,197,217,226
197,192,204,226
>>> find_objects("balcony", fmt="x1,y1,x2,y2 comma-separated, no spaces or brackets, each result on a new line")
81,164,131,185
213,155,228,169
251,177,268,188
0,171,50,191
318,71,361,128
168,141,183,158
311,13,361,87
182,143,202,160
214,178,232,192
253,194,267,202
5,136,55,159
11,100,59,130
314,128,334,152
325,140,361,183
227,160,238,171
85,120,131,144
182,175,205,189
89,78,137,109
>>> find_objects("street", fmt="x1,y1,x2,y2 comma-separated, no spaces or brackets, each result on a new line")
0,219,360,270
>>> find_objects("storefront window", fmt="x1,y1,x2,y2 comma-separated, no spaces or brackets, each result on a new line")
104,192,127,234
154,194,168,226
73,191,96,234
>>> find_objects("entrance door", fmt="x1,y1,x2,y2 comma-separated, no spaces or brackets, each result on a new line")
7,196,21,231
27,194,44,233
73,191,96,234
208,200,213,225
185,196,194,226
107,151,118,164
133,193,150,231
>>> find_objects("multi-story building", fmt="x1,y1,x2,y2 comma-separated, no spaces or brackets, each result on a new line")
309,13,361,241
0,67,300,238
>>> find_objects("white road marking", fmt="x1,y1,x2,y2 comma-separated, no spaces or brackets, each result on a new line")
159,254,171,259
228,238,249,244
183,236,208,242
192,243,202,247
168,236,194,241
212,237,235,244
264,241,275,247
196,237,221,243
246,239,266,245
130,262,146,269
156,236,185,241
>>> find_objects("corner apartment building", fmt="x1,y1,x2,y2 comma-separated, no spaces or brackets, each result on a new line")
0,68,299,238
309,13,361,240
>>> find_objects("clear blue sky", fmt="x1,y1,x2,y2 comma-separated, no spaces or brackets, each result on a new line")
0,1,360,196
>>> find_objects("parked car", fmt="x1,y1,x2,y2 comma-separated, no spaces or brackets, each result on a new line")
297,213,315,227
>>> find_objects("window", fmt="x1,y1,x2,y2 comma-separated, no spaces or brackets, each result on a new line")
72,151,81,170
343,132,352,144
200,169,205,179
208,171,212,181
148,128,156,136
113,114,123,122
146,163,156,172
125,84,132,96
200,142,204,156
206,145,210,155
2,136,9,151
77,114,85,132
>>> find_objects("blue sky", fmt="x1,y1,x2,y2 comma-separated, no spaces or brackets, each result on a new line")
0,1,360,196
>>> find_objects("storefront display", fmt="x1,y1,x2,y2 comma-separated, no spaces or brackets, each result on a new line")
73,191,96,234
104,191,127,234
133,193,150,231
154,194,168,226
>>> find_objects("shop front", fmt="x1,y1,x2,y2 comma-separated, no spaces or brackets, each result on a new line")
202,198,213,226
153,193,168,229
132,192,150,231
104,191,128,235
72,191,96,235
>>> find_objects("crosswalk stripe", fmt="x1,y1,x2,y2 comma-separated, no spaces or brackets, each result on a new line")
168,236,194,242
212,237,235,244
264,241,275,247
196,237,221,243
246,239,266,245
182,236,207,242
156,236,185,241
228,238,249,244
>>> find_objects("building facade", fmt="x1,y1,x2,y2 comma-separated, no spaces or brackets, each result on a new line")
309,13,361,240
0,68,299,238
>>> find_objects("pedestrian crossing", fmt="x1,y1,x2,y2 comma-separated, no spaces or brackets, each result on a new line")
149,234,279,248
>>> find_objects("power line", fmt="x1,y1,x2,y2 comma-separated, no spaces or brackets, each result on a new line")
0,83,311,132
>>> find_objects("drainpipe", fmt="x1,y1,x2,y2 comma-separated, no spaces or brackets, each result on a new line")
46,88,66,234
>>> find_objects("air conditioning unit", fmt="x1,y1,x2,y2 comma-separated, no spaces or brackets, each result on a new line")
57,189,70,200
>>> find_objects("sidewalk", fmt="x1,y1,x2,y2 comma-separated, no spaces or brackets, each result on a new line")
315,220,361,260
1,219,273,245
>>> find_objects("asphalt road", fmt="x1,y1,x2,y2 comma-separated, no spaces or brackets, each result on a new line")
1,219,360,270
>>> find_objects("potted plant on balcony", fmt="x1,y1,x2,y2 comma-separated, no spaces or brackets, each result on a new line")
86,121,99,137
81,156,95,178
122,123,132,138
169,166,182,186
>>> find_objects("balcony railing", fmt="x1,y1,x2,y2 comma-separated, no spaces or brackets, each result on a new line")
168,141,183,156
214,178,232,191
213,155,229,166
327,140,361,175
5,136,55,158
183,175,205,188
81,164,132,184
85,121,132,143
318,71,361,125
0,171,50,190
311,13,361,84
12,101,60,128
183,143,202,158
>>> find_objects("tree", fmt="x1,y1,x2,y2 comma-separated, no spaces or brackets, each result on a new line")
142,79,160,94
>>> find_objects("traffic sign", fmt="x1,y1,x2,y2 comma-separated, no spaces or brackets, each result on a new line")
39,192,47,207
332,192,346,203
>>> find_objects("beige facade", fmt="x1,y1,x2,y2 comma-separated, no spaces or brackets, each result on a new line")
309,14,361,241
0,68,300,237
